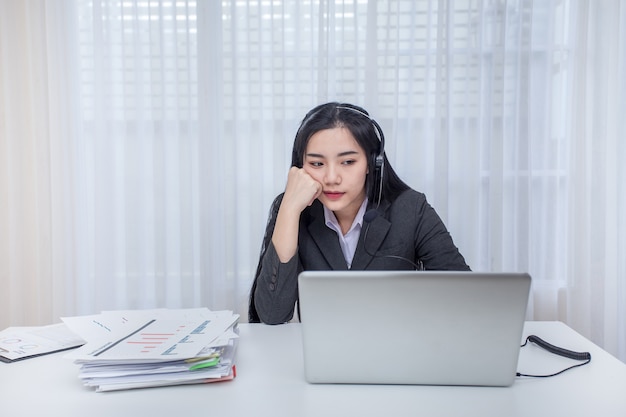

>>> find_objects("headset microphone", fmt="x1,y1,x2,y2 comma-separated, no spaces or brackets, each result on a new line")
363,209,380,224
362,210,423,270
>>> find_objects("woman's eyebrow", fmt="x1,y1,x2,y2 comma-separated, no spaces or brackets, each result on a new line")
305,150,359,158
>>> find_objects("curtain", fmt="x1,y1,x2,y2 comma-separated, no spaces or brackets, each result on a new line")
1,0,624,362
565,0,626,362
0,0,80,325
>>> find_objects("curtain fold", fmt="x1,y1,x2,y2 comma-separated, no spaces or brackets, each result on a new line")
0,0,79,325
566,0,626,360
1,0,624,362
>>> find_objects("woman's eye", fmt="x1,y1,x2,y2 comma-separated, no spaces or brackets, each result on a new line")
309,161,323,167
342,160,356,165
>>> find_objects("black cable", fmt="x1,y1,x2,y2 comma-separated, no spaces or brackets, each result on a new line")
516,335,592,378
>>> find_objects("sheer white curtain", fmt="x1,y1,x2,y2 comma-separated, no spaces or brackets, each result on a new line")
565,0,626,362
1,0,624,361
0,0,80,326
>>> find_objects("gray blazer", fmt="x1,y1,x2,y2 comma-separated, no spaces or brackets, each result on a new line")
250,188,470,324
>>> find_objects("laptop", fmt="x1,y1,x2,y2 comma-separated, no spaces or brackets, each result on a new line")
297,270,531,387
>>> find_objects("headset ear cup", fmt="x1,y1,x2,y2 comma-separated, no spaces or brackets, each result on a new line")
374,154,384,170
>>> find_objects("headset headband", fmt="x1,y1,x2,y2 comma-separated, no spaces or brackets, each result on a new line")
335,105,385,169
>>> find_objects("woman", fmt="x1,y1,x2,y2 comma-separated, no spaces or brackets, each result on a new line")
249,102,469,324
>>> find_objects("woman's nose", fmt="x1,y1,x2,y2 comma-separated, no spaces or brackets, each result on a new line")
324,165,341,184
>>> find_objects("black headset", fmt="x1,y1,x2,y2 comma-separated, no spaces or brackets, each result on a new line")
336,105,385,172
296,104,385,171
295,104,386,207
335,105,385,207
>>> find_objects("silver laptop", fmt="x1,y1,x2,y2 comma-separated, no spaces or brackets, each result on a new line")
297,270,531,387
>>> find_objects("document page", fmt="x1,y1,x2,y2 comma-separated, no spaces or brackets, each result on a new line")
64,309,238,362
0,323,85,362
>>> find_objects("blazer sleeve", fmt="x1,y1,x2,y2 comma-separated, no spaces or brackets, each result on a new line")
411,192,470,271
248,194,303,324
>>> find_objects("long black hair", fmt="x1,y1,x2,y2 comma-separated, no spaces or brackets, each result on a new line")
291,102,409,206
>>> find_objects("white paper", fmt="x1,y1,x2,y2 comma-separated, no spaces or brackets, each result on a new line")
64,309,239,362
0,323,84,361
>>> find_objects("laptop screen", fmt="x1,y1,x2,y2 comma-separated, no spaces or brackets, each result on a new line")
298,270,531,386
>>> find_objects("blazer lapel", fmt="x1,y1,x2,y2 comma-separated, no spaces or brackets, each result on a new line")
307,204,349,270
351,203,391,270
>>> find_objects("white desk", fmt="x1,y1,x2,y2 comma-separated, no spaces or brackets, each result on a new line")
1,321,625,416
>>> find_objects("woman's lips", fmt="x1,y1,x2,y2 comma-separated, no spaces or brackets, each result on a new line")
324,191,344,200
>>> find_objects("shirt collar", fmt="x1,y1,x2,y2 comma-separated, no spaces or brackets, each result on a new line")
323,197,369,235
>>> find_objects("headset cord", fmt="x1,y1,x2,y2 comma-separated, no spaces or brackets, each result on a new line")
516,335,591,378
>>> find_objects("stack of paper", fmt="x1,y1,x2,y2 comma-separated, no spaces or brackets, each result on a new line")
62,308,239,392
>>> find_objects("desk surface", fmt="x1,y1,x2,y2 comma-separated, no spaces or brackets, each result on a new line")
1,321,625,417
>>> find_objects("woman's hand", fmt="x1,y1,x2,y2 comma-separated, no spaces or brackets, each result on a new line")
281,166,322,213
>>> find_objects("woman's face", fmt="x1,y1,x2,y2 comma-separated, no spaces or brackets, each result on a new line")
303,127,368,221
